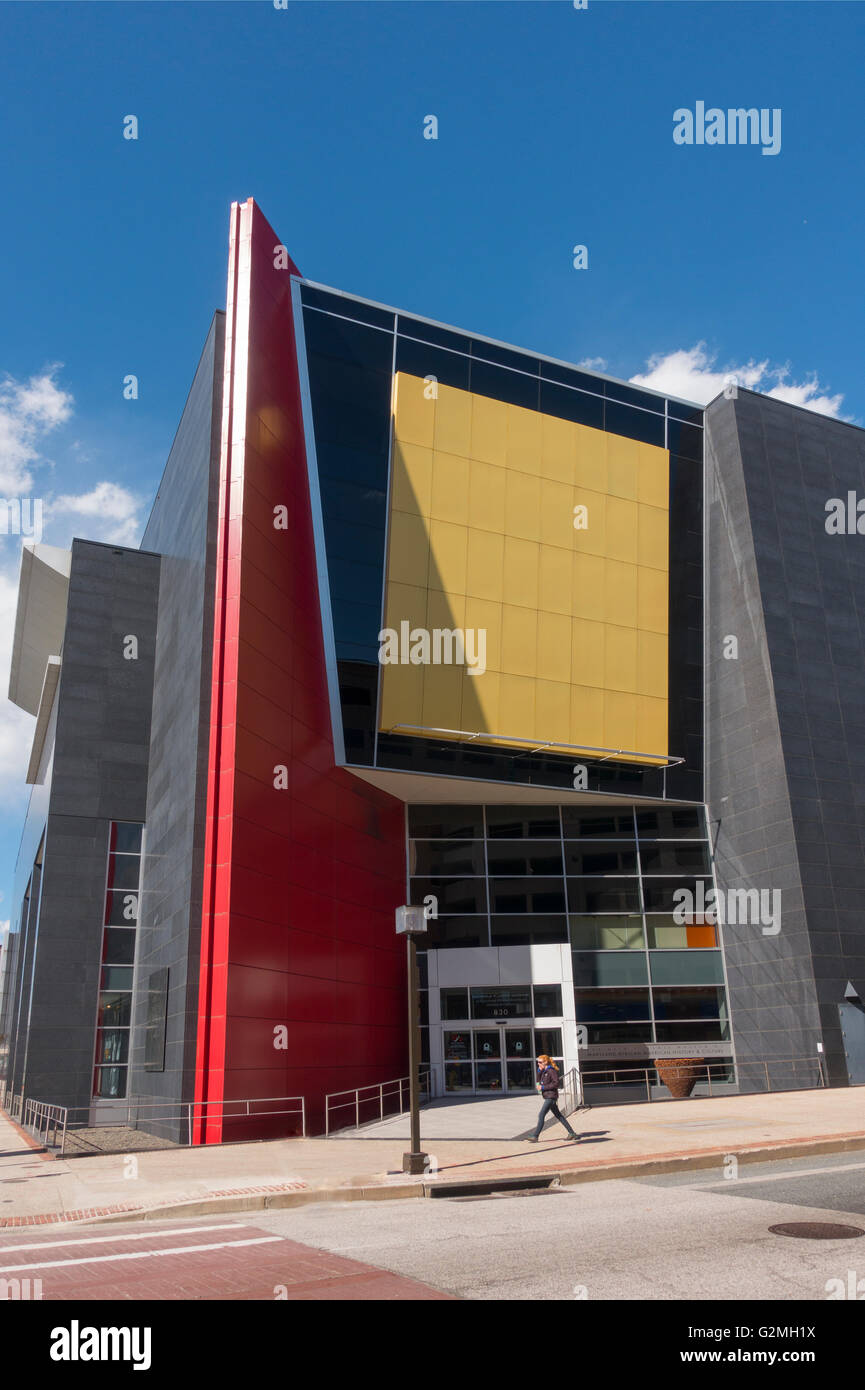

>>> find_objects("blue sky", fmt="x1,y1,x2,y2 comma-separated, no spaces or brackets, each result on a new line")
1,0,863,927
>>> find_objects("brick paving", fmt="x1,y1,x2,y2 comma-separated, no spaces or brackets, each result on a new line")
0,1219,454,1300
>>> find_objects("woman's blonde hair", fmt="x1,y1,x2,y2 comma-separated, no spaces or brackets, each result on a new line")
537,1054,558,1069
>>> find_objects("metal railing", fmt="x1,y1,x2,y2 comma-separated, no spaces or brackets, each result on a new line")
558,1066,584,1116
18,1094,306,1155
579,1054,826,1105
1,1087,23,1121
23,1099,68,1150
325,1068,432,1135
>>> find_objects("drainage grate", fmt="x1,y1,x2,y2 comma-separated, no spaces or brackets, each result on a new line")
768,1222,865,1240
428,1174,559,1200
450,1187,562,1202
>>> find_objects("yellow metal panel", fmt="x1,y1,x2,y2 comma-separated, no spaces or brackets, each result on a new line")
468,458,506,533
506,402,542,474
433,383,472,456
431,451,469,526
535,679,572,745
504,469,541,542
465,527,505,601
637,443,669,508
569,683,606,749
538,611,572,685
638,504,669,571
604,559,638,629
539,545,573,616
499,673,536,740
388,510,431,587
501,603,538,678
393,373,434,448
541,413,576,483
572,616,605,688
502,536,539,610
605,624,638,694
427,519,467,595
606,496,639,565
606,433,639,502
636,565,669,635
637,629,668,697
383,372,671,762
540,478,576,549
471,392,509,466
573,424,607,492
571,487,607,558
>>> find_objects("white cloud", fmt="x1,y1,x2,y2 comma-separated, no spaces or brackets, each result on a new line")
50,481,144,547
0,366,73,495
577,356,608,372
630,343,845,418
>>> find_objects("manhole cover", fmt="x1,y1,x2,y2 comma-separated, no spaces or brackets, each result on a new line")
768,1222,865,1240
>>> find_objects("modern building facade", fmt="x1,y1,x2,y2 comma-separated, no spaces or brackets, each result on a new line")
2,198,863,1142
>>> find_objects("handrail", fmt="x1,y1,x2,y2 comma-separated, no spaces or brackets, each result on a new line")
325,1068,432,1135
19,1093,307,1153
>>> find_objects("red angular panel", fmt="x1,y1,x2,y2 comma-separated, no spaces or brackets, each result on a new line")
195,200,407,1141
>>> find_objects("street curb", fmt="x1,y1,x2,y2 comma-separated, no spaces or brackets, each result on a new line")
75,1130,865,1225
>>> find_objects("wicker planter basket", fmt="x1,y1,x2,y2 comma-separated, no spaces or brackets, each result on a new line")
654,1057,706,1100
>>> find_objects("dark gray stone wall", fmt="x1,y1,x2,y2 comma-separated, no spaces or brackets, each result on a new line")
20,540,160,1110
706,390,865,1088
128,313,224,1128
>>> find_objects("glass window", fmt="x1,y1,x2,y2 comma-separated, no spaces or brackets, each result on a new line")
95,1029,129,1064
110,823,143,855
301,285,395,329
570,916,644,949
567,879,640,914
101,966,133,991
470,987,531,1019
646,917,717,949
485,807,561,839
562,809,635,838
583,1023,653,1045
102,928,136,966
489,878,566,913
426,916,490,949
504,1030,532,1057
473,1031,502,1059
642,878,713,913
490,915,568,946
106,856,141,891
470,358,539,411
564,843,638,875
104,891,139,925
635,808,706,839
443,1031,471,1061
485,841,563,876
572,951,649,987
475,1061,504,1091
411,840,485,877
443,1062,473,1092
640,843,712,875
93,1066,127,1099
649,951,725,986
440,987,469,1020
533,984,562,1016
408,805,483,839
604,400,665,447
410,877,488,914
533,1028,562,1057
575,988,651,1022
655,1021,730,1043
539,379,604,430
98,992,131,1027
395,336,470,391
506,1059,535,1089
652,987,726,1021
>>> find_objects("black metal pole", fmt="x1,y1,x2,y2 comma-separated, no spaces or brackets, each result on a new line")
403,932,427,1174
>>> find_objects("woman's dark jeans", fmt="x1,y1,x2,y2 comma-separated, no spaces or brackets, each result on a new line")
533,1097,577,1139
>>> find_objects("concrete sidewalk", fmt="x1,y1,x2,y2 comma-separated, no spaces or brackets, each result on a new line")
1,1087,862,1227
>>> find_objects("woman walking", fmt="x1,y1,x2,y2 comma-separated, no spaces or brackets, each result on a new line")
526,1054,579,1142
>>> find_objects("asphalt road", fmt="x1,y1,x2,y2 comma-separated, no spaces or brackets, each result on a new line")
253,1150,865,1301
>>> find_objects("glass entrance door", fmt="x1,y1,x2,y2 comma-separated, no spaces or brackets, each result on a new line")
443,1026,537,1093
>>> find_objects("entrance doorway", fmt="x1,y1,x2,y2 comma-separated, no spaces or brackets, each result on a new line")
442,1025,562,1094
